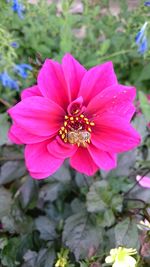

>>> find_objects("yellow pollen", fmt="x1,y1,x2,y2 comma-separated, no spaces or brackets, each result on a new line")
59,113,95,146
80,114,84,118
61,134,65,139
65,115,69,119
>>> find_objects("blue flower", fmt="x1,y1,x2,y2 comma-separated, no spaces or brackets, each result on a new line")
144,2,150,6
11,0,24,19
135,22,148,54
138,36,148,54
14,64,32,79
10,42,19,48
0,71,19,90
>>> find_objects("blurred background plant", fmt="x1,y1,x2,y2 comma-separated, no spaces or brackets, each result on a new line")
0,0,150,266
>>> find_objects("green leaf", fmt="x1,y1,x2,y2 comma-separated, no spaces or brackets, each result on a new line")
35,216,57,241
23,250,37,267
0,187,12,219
23,247,55,267
0,161,26,185
86,181,108,213
36,247,56,267
39,182,66,203
139,91,150,122
63,212,102,260
48,165,71,183
0,113,10,146
96,209,115,227
98,39,110,56
19,176,38,208
1,237,20,267
86,181,123,214
115,218,140,249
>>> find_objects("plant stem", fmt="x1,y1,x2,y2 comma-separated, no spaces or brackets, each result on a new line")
99,49,132,61
0,97,11,108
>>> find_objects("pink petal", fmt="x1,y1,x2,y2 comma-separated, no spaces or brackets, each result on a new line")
67,96,84,115
70,147,99,176
92,114,141,153
62,53,86,101
8,96,65,137
37,58,69,109
88,144,117,171
8,124,50,144
8,125,23,144
47,137,77,159
86,85,136,121
78,61,118,105
136,175,150,188
25,141,64,179
21,85,42,99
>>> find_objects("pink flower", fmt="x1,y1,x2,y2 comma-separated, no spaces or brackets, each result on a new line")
136,175,150,188
8,54,141,179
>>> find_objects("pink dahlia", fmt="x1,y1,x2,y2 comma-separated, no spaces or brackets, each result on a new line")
8,54,141,179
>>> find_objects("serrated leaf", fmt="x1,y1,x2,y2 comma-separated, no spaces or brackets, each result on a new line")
115,218,140,249
86,181,123,213
35,216,57,241
63,212,102,260
0,113,10,146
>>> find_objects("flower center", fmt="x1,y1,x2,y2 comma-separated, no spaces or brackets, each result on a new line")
59,113,95,147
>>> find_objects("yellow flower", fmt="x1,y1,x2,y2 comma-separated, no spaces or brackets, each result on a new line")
55,248,69,267
105,247,137,267
55,258,67,267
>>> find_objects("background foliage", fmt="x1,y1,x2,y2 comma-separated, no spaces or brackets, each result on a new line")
0,0,150,266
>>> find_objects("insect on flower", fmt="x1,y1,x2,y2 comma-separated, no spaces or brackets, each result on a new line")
8,53,141,179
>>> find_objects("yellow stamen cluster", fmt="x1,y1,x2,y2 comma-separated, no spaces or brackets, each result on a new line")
59,113,95,146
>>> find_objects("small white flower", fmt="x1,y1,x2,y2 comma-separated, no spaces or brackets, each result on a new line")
105,247,137,267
